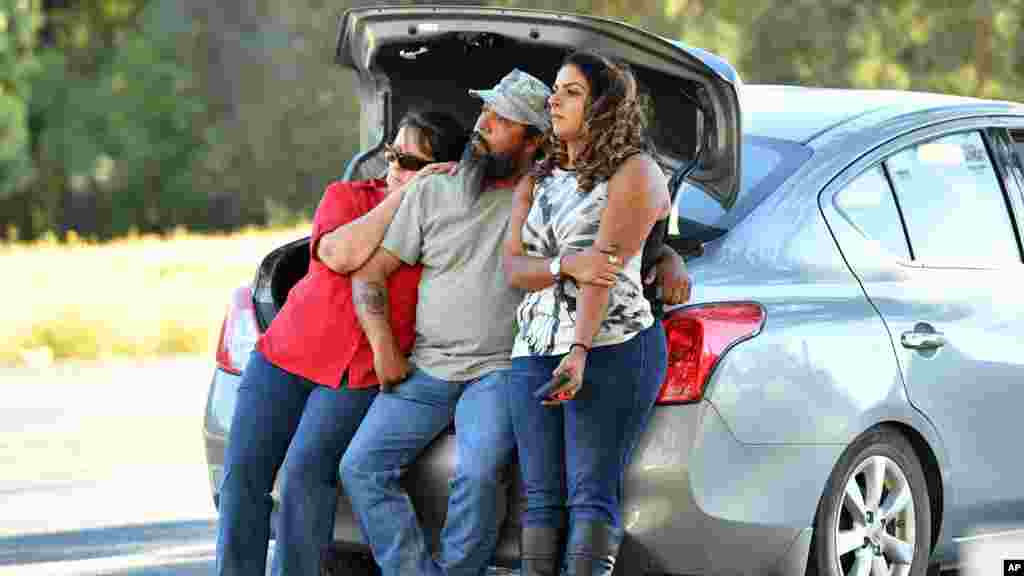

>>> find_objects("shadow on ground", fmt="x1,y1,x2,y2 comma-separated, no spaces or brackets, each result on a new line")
0,519,216,575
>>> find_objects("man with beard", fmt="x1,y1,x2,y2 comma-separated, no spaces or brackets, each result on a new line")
339,69,551,576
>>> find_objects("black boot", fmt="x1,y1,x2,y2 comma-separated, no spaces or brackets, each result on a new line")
520,525,564,576
563,520,623,576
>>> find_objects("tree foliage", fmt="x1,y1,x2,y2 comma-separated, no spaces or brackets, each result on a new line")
1,0,1023,242
734,0,1024,101
0,0,42,201
1,0,213,239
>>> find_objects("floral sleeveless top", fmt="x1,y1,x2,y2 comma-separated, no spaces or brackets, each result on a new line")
511,168,654,358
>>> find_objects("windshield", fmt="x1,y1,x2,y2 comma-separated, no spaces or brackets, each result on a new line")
669,134,812,242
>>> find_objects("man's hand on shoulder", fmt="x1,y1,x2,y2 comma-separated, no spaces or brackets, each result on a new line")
415,161,460,179
645,245,691,305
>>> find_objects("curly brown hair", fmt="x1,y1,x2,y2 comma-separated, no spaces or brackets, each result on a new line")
533,51,654,193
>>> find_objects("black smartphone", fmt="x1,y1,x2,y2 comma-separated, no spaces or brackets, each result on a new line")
533,373,571,400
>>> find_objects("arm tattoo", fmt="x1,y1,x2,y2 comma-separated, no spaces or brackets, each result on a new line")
356,282,389,316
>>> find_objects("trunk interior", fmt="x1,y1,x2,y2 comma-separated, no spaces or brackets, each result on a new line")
253,237,310,330
347,31,704,183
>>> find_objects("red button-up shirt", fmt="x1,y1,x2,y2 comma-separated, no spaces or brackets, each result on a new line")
256,179,421,389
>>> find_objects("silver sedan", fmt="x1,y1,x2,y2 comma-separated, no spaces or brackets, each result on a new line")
204,6,1024,575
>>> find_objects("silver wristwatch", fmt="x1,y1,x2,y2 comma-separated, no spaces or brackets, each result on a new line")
549,255,562,280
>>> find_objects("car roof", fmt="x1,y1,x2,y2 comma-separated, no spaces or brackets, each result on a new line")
742,84,1023,144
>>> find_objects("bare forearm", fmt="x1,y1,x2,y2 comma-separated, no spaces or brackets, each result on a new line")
574,283,612,347
352,277,398,353
319,191,404,274
505,254,559,291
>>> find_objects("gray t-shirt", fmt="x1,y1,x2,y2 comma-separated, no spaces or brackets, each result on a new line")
381,166,523,381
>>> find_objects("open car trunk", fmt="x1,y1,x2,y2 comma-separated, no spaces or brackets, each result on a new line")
337,5,742,201
253,6,742,331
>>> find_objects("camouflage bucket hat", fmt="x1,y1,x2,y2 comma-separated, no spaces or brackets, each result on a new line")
469,69,552,133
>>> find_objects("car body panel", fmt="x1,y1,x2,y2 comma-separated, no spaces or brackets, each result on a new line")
866,265,1024,538
203,368,239,507
670,101,1024,568
818,114,1024,554
677,139,907,447
688,402,846,530
741,85,989,143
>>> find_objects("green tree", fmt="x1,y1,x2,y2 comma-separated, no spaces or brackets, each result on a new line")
737,0,1024,102
183,0,366,228
15,0,212,239
0,0,42,204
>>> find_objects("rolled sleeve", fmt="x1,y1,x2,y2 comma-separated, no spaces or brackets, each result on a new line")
310,181,376,263
381,179,426,265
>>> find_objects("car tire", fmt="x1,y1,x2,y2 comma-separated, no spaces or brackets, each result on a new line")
809,425,931,576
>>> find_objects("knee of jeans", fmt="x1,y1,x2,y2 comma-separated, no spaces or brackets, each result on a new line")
338,449,391,487
568,487,620,527
337,452,363,484
455,459,506,493
221,460,267,495
281,447,337,487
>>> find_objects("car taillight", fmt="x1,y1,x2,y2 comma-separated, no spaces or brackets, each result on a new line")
657,302,765,405
215,286,260,375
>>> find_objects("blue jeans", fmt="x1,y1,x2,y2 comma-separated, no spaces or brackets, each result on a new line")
339,368,515,576
508,324,667,529
216,350,377,576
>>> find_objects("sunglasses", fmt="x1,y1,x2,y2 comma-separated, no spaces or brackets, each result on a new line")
384,144,432,172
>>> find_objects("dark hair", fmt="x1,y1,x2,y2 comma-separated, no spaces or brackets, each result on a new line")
396,109,468,163
534,51,654,192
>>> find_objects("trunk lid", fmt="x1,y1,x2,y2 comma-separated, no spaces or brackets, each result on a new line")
336,5,742,209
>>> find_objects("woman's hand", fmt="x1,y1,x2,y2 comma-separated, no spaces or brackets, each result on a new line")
542,346,587,405
645,250,692,305
562,247,623,287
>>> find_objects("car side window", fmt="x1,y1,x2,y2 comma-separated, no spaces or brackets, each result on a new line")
1009,129,1024,196
834,167,911,260
884,131,1019,266
1012,130,1024,174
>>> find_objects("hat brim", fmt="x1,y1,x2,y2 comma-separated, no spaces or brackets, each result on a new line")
468,89,531,125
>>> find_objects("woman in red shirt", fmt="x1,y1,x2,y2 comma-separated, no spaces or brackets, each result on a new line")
216,110,469,576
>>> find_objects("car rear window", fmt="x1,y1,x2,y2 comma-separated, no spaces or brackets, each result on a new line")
670,135,811,242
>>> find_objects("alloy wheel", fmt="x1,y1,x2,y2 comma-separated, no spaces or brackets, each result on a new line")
833,455,916,576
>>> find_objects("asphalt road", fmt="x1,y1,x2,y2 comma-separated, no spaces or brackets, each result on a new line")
0,356,225,575
0,357,518,576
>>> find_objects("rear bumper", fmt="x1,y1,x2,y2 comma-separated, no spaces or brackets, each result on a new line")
202,368,815,575
203,368,241,509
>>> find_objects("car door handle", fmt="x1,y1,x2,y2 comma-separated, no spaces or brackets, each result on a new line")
900,330,946,350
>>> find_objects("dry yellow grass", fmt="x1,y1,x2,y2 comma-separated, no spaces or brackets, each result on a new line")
0,225,310,367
